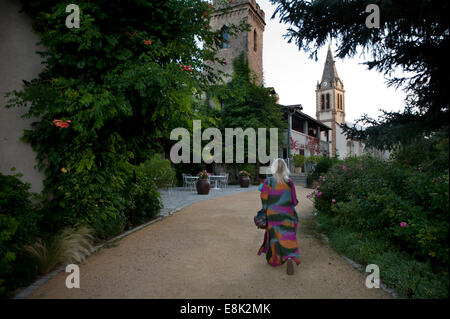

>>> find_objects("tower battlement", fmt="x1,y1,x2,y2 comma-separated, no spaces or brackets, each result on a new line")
212,0,265,21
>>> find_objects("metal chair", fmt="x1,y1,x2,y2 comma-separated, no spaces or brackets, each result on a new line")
184,174,197,192
182,173,187,190
167,176,175,194
218,173,228,189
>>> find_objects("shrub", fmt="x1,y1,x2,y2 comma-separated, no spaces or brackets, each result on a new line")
139,154,176,189
306,156,341,187
310,154,449,297
319,218,449,298
85,209,127,242
292,154,306,168
313,156,449,265
0,172,43,297
124,167,162,226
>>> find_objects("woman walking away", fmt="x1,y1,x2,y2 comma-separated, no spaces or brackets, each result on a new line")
258,158,300,275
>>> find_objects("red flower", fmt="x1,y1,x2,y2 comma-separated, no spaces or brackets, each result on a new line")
180,64,193,72
126,31,137,37
144,39,152,45
53,119,71,128
230,0,234,4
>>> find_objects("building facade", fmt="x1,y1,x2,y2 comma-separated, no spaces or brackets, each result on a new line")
283,105,331,161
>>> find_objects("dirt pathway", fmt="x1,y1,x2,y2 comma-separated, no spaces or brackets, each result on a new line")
28,186,391,298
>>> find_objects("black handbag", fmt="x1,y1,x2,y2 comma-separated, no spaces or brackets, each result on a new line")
254,209,267,229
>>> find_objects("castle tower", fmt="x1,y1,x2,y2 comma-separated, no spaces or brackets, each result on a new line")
209,0,265,85
316,45,345,157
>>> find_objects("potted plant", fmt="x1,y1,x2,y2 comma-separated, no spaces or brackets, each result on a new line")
293,154,306,173
196,170,211,194
238,170,251,188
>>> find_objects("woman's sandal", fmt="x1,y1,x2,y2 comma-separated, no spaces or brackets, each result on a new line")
286,259,294,275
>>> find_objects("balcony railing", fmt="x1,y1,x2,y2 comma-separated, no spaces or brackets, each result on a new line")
288,129,330,157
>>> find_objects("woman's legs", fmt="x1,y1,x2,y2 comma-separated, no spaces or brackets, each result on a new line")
286,258,294,275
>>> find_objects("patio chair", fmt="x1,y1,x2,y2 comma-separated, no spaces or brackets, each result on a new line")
167,176,175,194
218,173,228,189
182,173,187,190
184,174,197,192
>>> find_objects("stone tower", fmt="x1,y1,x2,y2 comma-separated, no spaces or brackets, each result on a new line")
209,0,265,85
316,45,345,157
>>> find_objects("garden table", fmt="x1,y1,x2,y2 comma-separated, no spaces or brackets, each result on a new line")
209,175,226,190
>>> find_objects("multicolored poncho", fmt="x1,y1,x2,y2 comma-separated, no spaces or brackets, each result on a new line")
258,176,301,266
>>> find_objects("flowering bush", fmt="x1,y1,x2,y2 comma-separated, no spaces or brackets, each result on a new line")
310,155,449,268
306,156,341,187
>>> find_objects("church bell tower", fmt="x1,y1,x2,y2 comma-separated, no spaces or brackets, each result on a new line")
316,45,345,157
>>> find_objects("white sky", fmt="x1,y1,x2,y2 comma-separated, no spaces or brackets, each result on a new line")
258,0,407,124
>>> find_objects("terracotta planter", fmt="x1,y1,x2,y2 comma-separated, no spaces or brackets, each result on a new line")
196,179,210,194
239,176,250,188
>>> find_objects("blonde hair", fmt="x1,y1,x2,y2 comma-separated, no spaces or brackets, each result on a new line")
271,158,290,184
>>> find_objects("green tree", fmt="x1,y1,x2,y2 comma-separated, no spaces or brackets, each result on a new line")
214,54,287,174
270,0,449,150
5,0,241,233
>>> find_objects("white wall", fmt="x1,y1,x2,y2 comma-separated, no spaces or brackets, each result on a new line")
0,0,45,193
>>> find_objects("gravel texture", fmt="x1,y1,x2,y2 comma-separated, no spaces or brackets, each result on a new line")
27,186,392,299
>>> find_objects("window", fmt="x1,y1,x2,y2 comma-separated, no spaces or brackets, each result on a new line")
326,93,330,109
321,94,325,110
222,27,229,49
253,29,257,52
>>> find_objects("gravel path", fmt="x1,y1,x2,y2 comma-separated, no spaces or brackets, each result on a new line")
27,186,391,298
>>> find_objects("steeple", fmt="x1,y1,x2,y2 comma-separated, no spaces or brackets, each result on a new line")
320,45,342,88
315,44,346,157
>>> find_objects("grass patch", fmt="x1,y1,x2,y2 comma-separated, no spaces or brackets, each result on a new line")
24,226,94,275
315,212,449,299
